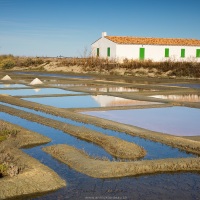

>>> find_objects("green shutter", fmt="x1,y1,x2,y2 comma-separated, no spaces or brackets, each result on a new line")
139,48,145,60
181,49,185,58
196,49,200,58
165,48,169,57
97,48,99,57
107,47,110,57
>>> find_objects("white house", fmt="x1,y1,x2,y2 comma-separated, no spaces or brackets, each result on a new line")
91,32,200,62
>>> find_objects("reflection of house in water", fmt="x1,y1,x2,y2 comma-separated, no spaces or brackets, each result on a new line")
151,94,200,102
90,87,156,92
92,95,156,107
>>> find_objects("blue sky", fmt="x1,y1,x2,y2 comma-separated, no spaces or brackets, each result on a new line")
0,0,199,57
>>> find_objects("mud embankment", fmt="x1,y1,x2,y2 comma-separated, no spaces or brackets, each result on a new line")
1,95,200,156
0,104,146,160
0,120,66,200
44,144,200,178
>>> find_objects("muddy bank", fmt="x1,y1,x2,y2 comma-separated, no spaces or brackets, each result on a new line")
0,104,146,160
43,144,200,178
1,95,200,156
0,120,66,200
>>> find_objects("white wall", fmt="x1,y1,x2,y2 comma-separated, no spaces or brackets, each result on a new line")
91,37,117,59
91,37,200,62
116,44,200,62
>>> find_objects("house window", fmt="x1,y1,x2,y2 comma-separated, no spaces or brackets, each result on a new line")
181,49,185,58
97,48,99,57
196,49,200,58
107,47,110,57
165,48,169,57
139,48,145,60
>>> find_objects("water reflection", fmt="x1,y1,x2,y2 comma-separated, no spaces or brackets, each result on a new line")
151,94,200,102
23,95,159,108
0,88,83,96
1,109,200,199
90,87,157,92
82,107,200,136
0,84,28,88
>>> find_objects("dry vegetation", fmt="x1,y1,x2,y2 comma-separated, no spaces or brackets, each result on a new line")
1,54,200,78
43,144,200,178
0,123,20,178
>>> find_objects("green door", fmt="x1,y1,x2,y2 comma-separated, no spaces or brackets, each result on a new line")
139,48,145,60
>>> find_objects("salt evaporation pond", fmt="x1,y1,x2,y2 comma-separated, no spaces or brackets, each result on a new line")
0,84,28,88
151,94,200,102
0,88,83,96
22,95,160,108
0,110,200,199
0,102,194,160
82,107,200,136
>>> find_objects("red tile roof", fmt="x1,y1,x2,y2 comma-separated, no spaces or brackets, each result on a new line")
105,36,200,46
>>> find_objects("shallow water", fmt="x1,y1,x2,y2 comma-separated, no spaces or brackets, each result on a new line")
22,95,159,108
0,111,200,199
0,88,83,96
151,94,200,102
0,112,112,159
0,102,196,160
166,83,200,89
82,107,200,136
0,83,28,88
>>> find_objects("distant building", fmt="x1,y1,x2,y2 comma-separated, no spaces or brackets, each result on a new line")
91,32,200,62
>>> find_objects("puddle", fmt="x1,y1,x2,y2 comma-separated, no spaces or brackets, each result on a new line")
82,107,200,136
0,84,28,88
22,95,159,108
0,109,200,199
13,71,92,79
150,94,200,102
89,87,157,92
0,88,83,96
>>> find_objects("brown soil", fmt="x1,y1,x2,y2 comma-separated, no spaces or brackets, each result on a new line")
43,144,200,178
0,120,66,200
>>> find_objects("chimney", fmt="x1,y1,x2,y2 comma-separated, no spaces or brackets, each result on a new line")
102,32,107,37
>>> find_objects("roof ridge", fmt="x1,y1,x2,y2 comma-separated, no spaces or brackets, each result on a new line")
105,36,200,46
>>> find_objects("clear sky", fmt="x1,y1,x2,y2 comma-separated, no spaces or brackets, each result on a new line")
0,0,199,57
